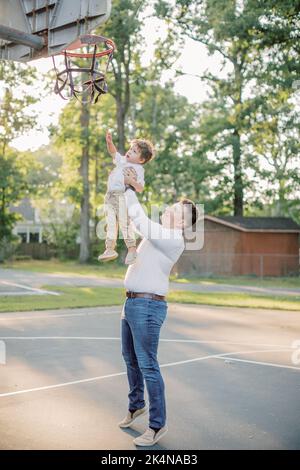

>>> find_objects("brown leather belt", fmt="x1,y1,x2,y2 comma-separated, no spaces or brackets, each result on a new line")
126,291,166,302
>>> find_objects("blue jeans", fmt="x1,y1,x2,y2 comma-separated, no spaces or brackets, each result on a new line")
121,297,168,429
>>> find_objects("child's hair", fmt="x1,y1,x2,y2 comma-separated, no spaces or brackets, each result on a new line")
131,139,155,164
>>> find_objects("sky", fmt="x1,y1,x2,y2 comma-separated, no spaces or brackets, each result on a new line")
10,13,228,152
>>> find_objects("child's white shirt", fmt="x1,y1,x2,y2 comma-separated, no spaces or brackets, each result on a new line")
107,152,145,192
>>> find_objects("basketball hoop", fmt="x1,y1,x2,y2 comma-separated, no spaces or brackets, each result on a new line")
52,34,116,104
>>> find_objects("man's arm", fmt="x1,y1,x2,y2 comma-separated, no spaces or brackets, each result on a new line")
129,180,144,193
124,189,183,254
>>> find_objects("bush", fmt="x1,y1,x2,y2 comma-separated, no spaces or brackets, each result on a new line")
0,236,21,263
43,222,80,260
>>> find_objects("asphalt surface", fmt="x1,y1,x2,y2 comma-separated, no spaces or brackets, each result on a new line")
0,302,299,450
0,268,299,297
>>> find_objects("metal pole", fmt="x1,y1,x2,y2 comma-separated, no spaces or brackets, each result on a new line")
0,24,44,50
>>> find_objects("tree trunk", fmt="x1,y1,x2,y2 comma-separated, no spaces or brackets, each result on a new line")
116,99,126,154
232,129,243,216
278,178,286,215
79,99,91,263
94,148,99,229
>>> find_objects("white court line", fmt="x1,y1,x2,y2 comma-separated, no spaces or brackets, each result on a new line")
0,372,127,398
0,336,121,341
0,281,60,296
215,356,300,371
0,336,294,350
159,348,292,368
0,347,296,399
0,309,121,321
0,292,50,296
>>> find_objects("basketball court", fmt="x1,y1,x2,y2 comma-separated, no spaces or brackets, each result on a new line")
0,302,299,450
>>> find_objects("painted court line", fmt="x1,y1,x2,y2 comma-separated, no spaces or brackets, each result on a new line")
0,281,60,296
0,309,121,321
215,356,300,371
0,292,50,296
0,336,294,350
0,347,295,399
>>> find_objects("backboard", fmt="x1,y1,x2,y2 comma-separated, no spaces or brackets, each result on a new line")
0,0,112,62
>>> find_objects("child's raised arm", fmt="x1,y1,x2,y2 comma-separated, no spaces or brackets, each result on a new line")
106,131,117,158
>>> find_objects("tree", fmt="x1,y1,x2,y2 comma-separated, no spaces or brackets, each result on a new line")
127,58,220,207
50,1,149,262
51,91,117,261
155,0,300,216
0,61,38,244
248,93,300,219
101,0,148,153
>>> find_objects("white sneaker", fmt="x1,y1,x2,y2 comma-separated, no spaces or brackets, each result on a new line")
118,406,148,428
98,249,118,262
125,250,137,265
133,426,168,446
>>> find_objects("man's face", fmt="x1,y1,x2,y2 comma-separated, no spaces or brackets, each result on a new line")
125,144,143,164
161,202,185,229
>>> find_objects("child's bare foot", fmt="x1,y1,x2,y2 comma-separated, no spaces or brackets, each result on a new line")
98,249,118,262
125,247,137,265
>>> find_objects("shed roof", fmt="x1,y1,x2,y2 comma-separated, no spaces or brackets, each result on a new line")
205,215,300,233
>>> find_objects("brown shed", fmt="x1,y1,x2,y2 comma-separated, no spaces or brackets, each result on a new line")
174,216,300,277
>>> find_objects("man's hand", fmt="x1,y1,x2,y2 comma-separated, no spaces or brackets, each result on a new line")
124,167,144,193
106,131,117,157
123,167,137,180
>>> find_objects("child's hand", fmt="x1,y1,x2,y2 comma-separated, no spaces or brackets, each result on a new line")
106,131,116,156
106,131,113,145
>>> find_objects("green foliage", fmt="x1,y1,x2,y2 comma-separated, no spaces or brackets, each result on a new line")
0,61,39,241
35,196,80,260
154,0,300,217
0,148,38,239
0,235,20,263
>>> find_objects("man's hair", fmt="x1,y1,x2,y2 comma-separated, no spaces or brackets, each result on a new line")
131,139,155,164
180,198,198,229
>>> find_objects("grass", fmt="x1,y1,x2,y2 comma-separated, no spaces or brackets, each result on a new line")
0,286,299,313
3,259,299,288
2,258,126,279
170,274,300,289
168,290,300,311
0,287,125,313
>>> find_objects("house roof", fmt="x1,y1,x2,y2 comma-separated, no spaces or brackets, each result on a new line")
10,197,35,222
205,215,300,233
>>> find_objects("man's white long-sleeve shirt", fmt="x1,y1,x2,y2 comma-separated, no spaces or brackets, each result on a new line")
124,190,185,296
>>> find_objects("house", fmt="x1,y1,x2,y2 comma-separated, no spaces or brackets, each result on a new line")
9,197,77,259
10,198,43,243
174,216,300,277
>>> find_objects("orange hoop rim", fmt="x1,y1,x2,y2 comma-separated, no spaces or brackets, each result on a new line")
59,36,116,59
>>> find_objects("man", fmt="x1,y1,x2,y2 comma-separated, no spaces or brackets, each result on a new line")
118,184,198,447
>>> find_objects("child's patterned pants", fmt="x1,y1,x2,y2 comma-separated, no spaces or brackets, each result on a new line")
104,190,136,250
